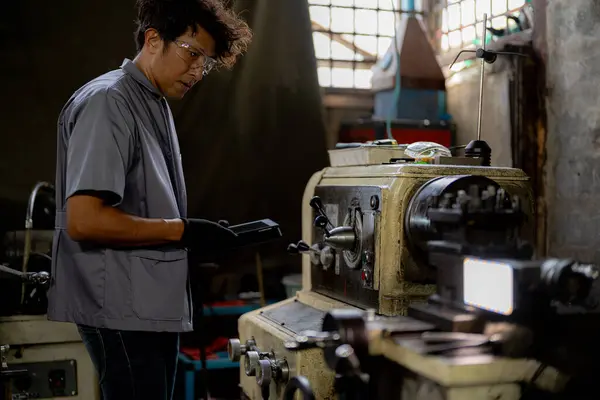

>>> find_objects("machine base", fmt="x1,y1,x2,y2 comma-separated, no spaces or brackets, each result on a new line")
238,291,356,400
0,315,99,400
371,335,568,400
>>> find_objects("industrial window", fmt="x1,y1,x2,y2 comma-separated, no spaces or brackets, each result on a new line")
308,0,424,89
439,0,527,53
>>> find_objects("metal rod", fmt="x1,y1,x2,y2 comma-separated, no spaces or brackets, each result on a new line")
476,13,488,141
255,252,266,307
21,181,54,306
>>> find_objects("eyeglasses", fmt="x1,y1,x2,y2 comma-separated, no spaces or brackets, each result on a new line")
174,40,217,76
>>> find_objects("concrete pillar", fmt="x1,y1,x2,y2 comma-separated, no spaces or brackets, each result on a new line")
545,0,600,261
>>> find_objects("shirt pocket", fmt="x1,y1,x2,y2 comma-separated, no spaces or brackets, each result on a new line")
128,249,188,321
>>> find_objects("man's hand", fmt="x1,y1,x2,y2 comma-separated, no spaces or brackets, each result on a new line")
180,218,239,251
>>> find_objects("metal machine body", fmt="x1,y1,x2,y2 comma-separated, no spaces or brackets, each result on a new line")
0,316,98,400
303,164,533,316
282,253,600,399
232,162,535,399
278,166,600,400
282,309,568,400
0,182,100,400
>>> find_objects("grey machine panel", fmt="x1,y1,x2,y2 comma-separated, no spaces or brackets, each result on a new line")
9,359,78,398
260,300,326,334
311,185,381,310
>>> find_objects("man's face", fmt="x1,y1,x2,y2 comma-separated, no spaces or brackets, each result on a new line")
145,25,217,99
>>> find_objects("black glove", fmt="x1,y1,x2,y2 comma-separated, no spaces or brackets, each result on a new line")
180,218,239,251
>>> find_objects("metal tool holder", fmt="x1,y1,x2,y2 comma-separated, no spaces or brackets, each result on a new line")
449,13,527,166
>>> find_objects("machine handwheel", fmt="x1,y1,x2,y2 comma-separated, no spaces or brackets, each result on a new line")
256,359,272,387
244,351,260,376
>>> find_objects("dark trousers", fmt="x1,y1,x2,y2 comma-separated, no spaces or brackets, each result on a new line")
77,325,180,400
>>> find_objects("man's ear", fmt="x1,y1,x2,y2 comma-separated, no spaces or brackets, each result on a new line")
144,28,162,54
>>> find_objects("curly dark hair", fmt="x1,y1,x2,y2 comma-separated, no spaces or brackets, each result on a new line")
134,0,252,69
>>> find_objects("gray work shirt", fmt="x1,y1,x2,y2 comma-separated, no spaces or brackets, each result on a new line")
47,59,193,333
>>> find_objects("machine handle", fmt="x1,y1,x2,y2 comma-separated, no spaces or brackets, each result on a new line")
284,330,341,351
314,215,331,237
283,376,315,400
287,241,321,256
310,196,335,230
0,264,50,285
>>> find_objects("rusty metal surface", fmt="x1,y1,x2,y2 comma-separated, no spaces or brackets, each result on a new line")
303,164,534,316
239,297,338,400
259,299,325,334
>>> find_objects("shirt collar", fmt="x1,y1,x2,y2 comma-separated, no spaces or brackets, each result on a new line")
120,58,163,99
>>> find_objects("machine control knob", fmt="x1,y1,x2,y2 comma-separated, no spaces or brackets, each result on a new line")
274,359,290,383
244,351,260,376
363,251,374,265
296,241,310,252
314,215,331,237
309,196,324,211
287,243,300,254
361,269,371,282
310,244,322,266
227,339,244,361
227,338,256,361
256,359,273,387
254,357,289,387
288,241,323,267
1,344,9,369
310,196,335,230
320,246,335,270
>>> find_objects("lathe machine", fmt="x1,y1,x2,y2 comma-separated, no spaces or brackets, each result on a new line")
280,182,600,400
228,144,536,400
0,182,99,400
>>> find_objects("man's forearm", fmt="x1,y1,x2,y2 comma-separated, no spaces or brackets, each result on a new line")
67,199,184,246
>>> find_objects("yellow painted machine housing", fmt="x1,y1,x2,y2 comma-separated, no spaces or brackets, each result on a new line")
237,163,534,400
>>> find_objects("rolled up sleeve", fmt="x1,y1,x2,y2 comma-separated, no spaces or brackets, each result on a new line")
65,90,135,205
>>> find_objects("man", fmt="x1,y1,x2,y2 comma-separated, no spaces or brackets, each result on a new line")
47,1,252,399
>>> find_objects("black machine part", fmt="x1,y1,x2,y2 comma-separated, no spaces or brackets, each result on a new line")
229,219,283,247
404,174,531,262
418,257,600,325
285,299,600,399
464,140,492,166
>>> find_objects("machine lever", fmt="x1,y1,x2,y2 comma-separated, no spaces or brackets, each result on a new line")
287,241,321,256
296,241,311,252
309,196,335,229
285,330,341,351
314,215,331,237
0,264,50,285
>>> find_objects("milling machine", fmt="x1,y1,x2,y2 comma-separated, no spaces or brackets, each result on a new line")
0,182,98,400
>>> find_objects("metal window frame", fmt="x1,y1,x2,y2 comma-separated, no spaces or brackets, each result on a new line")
308,1,425,89
436,0,523,54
